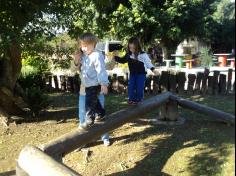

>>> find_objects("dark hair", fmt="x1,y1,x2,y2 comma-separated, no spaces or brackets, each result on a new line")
127,37,142,54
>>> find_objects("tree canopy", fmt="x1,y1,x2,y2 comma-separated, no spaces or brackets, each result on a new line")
69,0,233,57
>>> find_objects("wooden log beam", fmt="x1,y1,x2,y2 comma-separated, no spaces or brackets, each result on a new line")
170,95,235,125
17,145,80,176
41,92,171,157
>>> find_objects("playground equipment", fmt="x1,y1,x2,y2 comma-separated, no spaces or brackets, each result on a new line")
16,92,235,176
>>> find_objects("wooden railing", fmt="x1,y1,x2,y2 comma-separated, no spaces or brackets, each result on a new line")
16,92,235,176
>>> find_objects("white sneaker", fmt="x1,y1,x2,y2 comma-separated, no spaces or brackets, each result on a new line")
103,139,110,147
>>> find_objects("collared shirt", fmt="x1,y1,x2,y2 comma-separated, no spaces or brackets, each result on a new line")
80,51,109,88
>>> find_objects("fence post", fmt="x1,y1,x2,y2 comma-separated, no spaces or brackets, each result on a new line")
177,72,186,94
195,72,204,94
159,100,179,121
227,69,233,94
53,75,59,91
213,71,220,95
187,74,196,95
169,72,177,93
201,68,210,95
152,75,160,94
219,74,227,95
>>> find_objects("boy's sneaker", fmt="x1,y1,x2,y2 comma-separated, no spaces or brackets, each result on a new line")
103,139,110,147
79,120,94,130
95,115,105,122
86,117,94,126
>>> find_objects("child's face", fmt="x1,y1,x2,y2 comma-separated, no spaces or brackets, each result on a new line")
128,43,136,54
80,42,95,55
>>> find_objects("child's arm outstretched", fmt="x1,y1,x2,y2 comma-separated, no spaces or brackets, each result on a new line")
113,51,129,64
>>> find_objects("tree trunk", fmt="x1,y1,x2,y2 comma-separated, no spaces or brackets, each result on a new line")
162,46,171,60
160,37,180,61
0,43,24,115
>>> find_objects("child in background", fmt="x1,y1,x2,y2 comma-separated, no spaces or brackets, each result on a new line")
74,33,110,146
113,37,156,104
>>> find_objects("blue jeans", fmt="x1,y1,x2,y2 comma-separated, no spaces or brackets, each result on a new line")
79,94,109,141
128,74,146,102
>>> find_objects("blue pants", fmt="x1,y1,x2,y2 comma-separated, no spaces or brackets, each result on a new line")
79,94,109,141
128,74,146,102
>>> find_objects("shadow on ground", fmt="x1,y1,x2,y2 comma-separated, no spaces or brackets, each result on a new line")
0,170,15,176
105,116,234,176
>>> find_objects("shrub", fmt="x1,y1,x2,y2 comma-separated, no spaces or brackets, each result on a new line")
25,87,50,118
199,47,213,68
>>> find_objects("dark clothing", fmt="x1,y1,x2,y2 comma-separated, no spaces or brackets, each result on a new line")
115,52,154,74
85,85,105,124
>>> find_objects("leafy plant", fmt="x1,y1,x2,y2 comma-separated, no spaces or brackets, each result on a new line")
26,87,50,118
199,47,213,68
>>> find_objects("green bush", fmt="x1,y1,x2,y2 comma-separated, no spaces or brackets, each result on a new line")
26,87,50,118
200,47,213,68
19,53,49,90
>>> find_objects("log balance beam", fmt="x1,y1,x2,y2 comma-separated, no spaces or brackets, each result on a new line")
17,92,235,176
17,145,80,176
170,94,235,125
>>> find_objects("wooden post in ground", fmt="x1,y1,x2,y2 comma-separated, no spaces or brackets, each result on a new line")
207,76,213,95
169,72,177,93
17,145,80,176
227,69,233,94
187,74,196,95
117,76,125,94
145,76,152,94
201,68,210,95
73,74,80,93
48,75,53,92
108,75,113,93
177,72,186,94
159,100,179,121
219,74,227,95
195,72,204,94
152,75,160,94
212,71,220,95
53,76,59,91
112,74,118,93
160,71,169,92
60,76,67,92
67,76,74,92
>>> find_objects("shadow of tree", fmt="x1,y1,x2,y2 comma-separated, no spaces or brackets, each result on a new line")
0,170,15,176
104,117,234,176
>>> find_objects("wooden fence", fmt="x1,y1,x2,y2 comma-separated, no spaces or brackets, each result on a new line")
44,68,235,96
16,92,235,176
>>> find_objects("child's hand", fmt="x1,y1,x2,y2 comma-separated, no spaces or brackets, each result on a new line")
101,85,108,95
73,51,82,66
152,69,159,75
113,50,119,57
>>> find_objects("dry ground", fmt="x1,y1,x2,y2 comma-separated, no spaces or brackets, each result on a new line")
0,93,235,176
